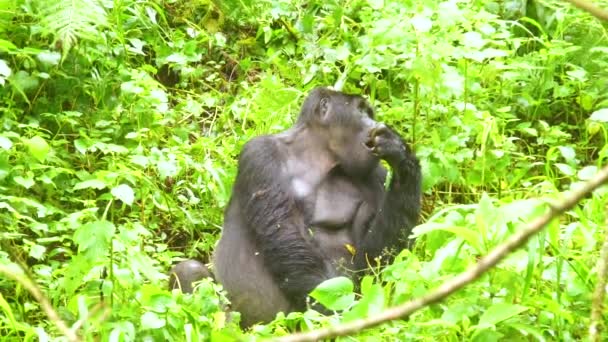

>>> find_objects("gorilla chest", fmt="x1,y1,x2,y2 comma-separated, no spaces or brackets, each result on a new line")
292,174,377,235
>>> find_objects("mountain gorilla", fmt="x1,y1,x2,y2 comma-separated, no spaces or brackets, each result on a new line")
171,87,421,327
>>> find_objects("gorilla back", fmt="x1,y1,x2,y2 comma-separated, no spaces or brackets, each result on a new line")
212,87,421,327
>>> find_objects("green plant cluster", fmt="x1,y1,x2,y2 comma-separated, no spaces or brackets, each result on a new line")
1,0,607,340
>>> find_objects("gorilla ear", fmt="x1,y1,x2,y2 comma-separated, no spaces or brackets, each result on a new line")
319,97,330,120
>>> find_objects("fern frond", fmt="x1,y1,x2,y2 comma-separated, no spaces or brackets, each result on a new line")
38,0,109,53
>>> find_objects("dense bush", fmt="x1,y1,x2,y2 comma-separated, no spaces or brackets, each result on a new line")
1,0,607,340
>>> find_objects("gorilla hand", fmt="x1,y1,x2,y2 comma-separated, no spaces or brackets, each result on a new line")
365,123,411,167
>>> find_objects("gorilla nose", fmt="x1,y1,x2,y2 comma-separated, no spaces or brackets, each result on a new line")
364,123,388,150
361,116,377,129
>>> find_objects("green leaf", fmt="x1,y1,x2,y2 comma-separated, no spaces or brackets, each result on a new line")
309,276,355,311
73,220,115,255
141,311,165,329
263,26,272,44
37,51,61,66
342,283,384,322
0,136,12,150
0,59,10,85
0,292,18,326
475,193,496,245
0,39,17,52
411,15,432,33
478,303,529,327
25,136,50,162
74,138,90,154
13,176,35,189
335,45,350,61
11,70,39,92
462,31,485,49
157,159,180,178
557,146,576,162
413,223,484,254
554,163,574,176
29,244,46,260
589,108,608,122
39,0,108,53
73,179,107,190
508,323,546,342
368,0,384,10
111,184,134,205
62,254,92,295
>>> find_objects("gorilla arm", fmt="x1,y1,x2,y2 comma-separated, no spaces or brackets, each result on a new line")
233,136,332,309
354,126,422,269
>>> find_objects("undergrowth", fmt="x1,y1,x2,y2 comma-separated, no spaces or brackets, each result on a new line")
0,0,607,340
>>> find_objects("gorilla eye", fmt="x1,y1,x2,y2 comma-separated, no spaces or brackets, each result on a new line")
358,101,374,118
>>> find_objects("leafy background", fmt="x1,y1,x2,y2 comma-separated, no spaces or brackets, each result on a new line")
1,0,607,340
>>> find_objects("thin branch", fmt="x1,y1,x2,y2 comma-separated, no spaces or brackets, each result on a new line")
0,265,81,342
278,18,299,42
564,0,608,21
589,204,608,341
273,164,608,342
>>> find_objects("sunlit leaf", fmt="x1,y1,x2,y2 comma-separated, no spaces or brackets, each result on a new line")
344,243,356,256
0,39,17,52
0,59,10,85
112,184,135,206
413,223,484,253
73,179,107,190
589,108,608,122
141,311,165,329
37,51,61,66
13,176,35,189
25,136,50,162
557,146,576,163
73,220,115,254
554,163,574,176
343,283,384,322
477,303,529,327
11,70,38,91
39,0,108,53
0,136,12,150
368,0,384,10
309,277,355,311
29,244,46,260
411,15,432,33
462,31,485,49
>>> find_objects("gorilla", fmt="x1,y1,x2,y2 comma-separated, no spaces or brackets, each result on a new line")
168,259,213,294
171,87,421,327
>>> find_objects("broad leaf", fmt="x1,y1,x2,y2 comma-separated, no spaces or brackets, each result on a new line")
343,283,384,322
25,136,50,162
590,108,608,122
309,276,355,311
73,220,115,255
478,303,529,327
112,184,135,205
141,311,165,329
73,179,107,190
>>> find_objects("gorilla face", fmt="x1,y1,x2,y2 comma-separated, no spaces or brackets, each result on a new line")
305,88,380,177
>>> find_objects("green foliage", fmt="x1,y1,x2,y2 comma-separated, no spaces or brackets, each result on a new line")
1,0,607,340
309,277,355,311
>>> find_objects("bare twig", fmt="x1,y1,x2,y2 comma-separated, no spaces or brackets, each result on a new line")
589,204,608,341
273,164,608,342
564,0,608,21
278,18,299,42
0,265,81,342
